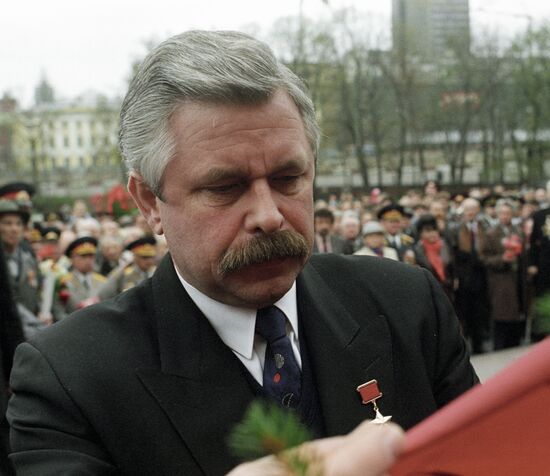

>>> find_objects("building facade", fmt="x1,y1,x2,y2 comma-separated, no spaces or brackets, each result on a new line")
392,0,470,57
1,88,122,196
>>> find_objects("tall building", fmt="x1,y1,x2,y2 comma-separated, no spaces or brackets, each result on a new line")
392,0,470,58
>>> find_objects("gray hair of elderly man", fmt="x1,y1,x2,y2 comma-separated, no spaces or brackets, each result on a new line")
119,30,320,199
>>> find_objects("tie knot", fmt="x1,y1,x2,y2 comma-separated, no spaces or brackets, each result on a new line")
255,306,287,344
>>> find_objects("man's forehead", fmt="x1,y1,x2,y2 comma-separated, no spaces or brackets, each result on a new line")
170,91,307,138
0,214,23,222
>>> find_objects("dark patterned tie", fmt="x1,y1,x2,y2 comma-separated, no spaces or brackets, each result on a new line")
255,306,301,408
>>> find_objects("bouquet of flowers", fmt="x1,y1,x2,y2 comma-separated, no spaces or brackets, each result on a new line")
502,234,522,261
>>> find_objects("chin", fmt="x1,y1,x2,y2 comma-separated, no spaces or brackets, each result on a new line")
223,269,298,308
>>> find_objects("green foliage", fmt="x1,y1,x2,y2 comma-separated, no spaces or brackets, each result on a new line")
228,400,312,467
533,293,550,336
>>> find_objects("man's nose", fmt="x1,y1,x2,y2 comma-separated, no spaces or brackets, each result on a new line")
244,180,284,234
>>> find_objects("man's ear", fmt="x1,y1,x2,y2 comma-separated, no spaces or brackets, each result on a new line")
128,172,164,235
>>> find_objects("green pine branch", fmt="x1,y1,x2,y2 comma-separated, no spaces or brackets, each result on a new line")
228,400,313,473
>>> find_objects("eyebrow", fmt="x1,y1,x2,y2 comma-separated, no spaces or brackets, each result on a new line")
200,158,309,184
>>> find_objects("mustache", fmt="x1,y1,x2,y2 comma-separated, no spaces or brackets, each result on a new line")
218,230,309,276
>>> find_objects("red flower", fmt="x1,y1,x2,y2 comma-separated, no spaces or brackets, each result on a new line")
59,289,71,304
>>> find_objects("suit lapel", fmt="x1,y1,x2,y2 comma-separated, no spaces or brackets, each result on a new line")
136,255,256,475
297,260,395,436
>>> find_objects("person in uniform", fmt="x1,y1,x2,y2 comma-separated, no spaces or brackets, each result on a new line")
0,200,44,339
52,237,107,322
377,204,415,263
0,182,36,257
0,182,34,212
37,227,69,325
98,236,157,300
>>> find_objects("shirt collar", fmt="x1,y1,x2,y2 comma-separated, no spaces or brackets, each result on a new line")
173,261,298,360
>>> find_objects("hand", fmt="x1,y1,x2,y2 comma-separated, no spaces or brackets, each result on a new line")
38,312,53,325
527,266,538,277
502,252,516,263
228,420,404,476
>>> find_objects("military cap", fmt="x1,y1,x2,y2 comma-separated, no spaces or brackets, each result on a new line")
29,223,43,243
450,192,466,204
42,226,61,242
0,182,35,202
415,214,439,234
0,199,30,223
65,236,98,257
481,194,501,208
362,221,385,236
377,204,405,221
45,211,61,222
126,236,157,257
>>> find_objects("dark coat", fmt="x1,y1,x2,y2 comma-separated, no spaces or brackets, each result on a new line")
312,233,347,254
530,207,550,296
451,221,488,293
7,254,478,475
479,224,526,322
0,245,24,415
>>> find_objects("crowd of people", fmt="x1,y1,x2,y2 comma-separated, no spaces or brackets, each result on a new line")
0,182,168,337
312,180,550,353
2,179,550,358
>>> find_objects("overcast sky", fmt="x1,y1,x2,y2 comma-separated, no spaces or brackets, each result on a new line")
3,0,550,108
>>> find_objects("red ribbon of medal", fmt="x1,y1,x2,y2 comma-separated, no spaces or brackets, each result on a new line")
356,379,392,424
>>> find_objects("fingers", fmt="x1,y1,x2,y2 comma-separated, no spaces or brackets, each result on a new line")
226,455,289,476
319,422,405,476
228,421,405,476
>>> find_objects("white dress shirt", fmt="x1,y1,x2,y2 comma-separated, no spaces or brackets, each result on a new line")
174,264,301,385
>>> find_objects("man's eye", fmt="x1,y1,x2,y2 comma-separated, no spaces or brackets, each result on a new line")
272,175,302,192
207,183,241,194
274,175,300,184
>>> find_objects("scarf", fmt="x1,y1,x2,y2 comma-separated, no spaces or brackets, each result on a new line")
422,238,445,282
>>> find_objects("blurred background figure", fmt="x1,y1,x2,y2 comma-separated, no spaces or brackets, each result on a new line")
0,242,24,475
339,213,362,254
312,208,346,254
414,214,455,301
377,204,415,263
98,236,158,300
0,200,45,339
96,236,126,277
451,198,490,354
480,200,527,350
355,221,399,260
52,237,106,321
529,185,550,341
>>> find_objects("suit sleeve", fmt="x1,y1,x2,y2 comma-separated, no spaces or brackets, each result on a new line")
423,269,480,407
7,342,119,475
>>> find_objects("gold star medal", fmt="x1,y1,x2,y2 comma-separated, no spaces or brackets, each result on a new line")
356,379,392,424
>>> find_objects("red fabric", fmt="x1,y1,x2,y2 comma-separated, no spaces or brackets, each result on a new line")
422,238,445,282
391,338,550,476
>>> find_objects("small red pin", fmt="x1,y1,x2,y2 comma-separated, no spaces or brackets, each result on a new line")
356,379,392,424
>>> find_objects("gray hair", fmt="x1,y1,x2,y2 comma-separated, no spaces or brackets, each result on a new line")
119,30,320,198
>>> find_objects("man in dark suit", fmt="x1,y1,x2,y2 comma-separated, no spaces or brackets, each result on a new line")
312,208,348,254
7,30,477,476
